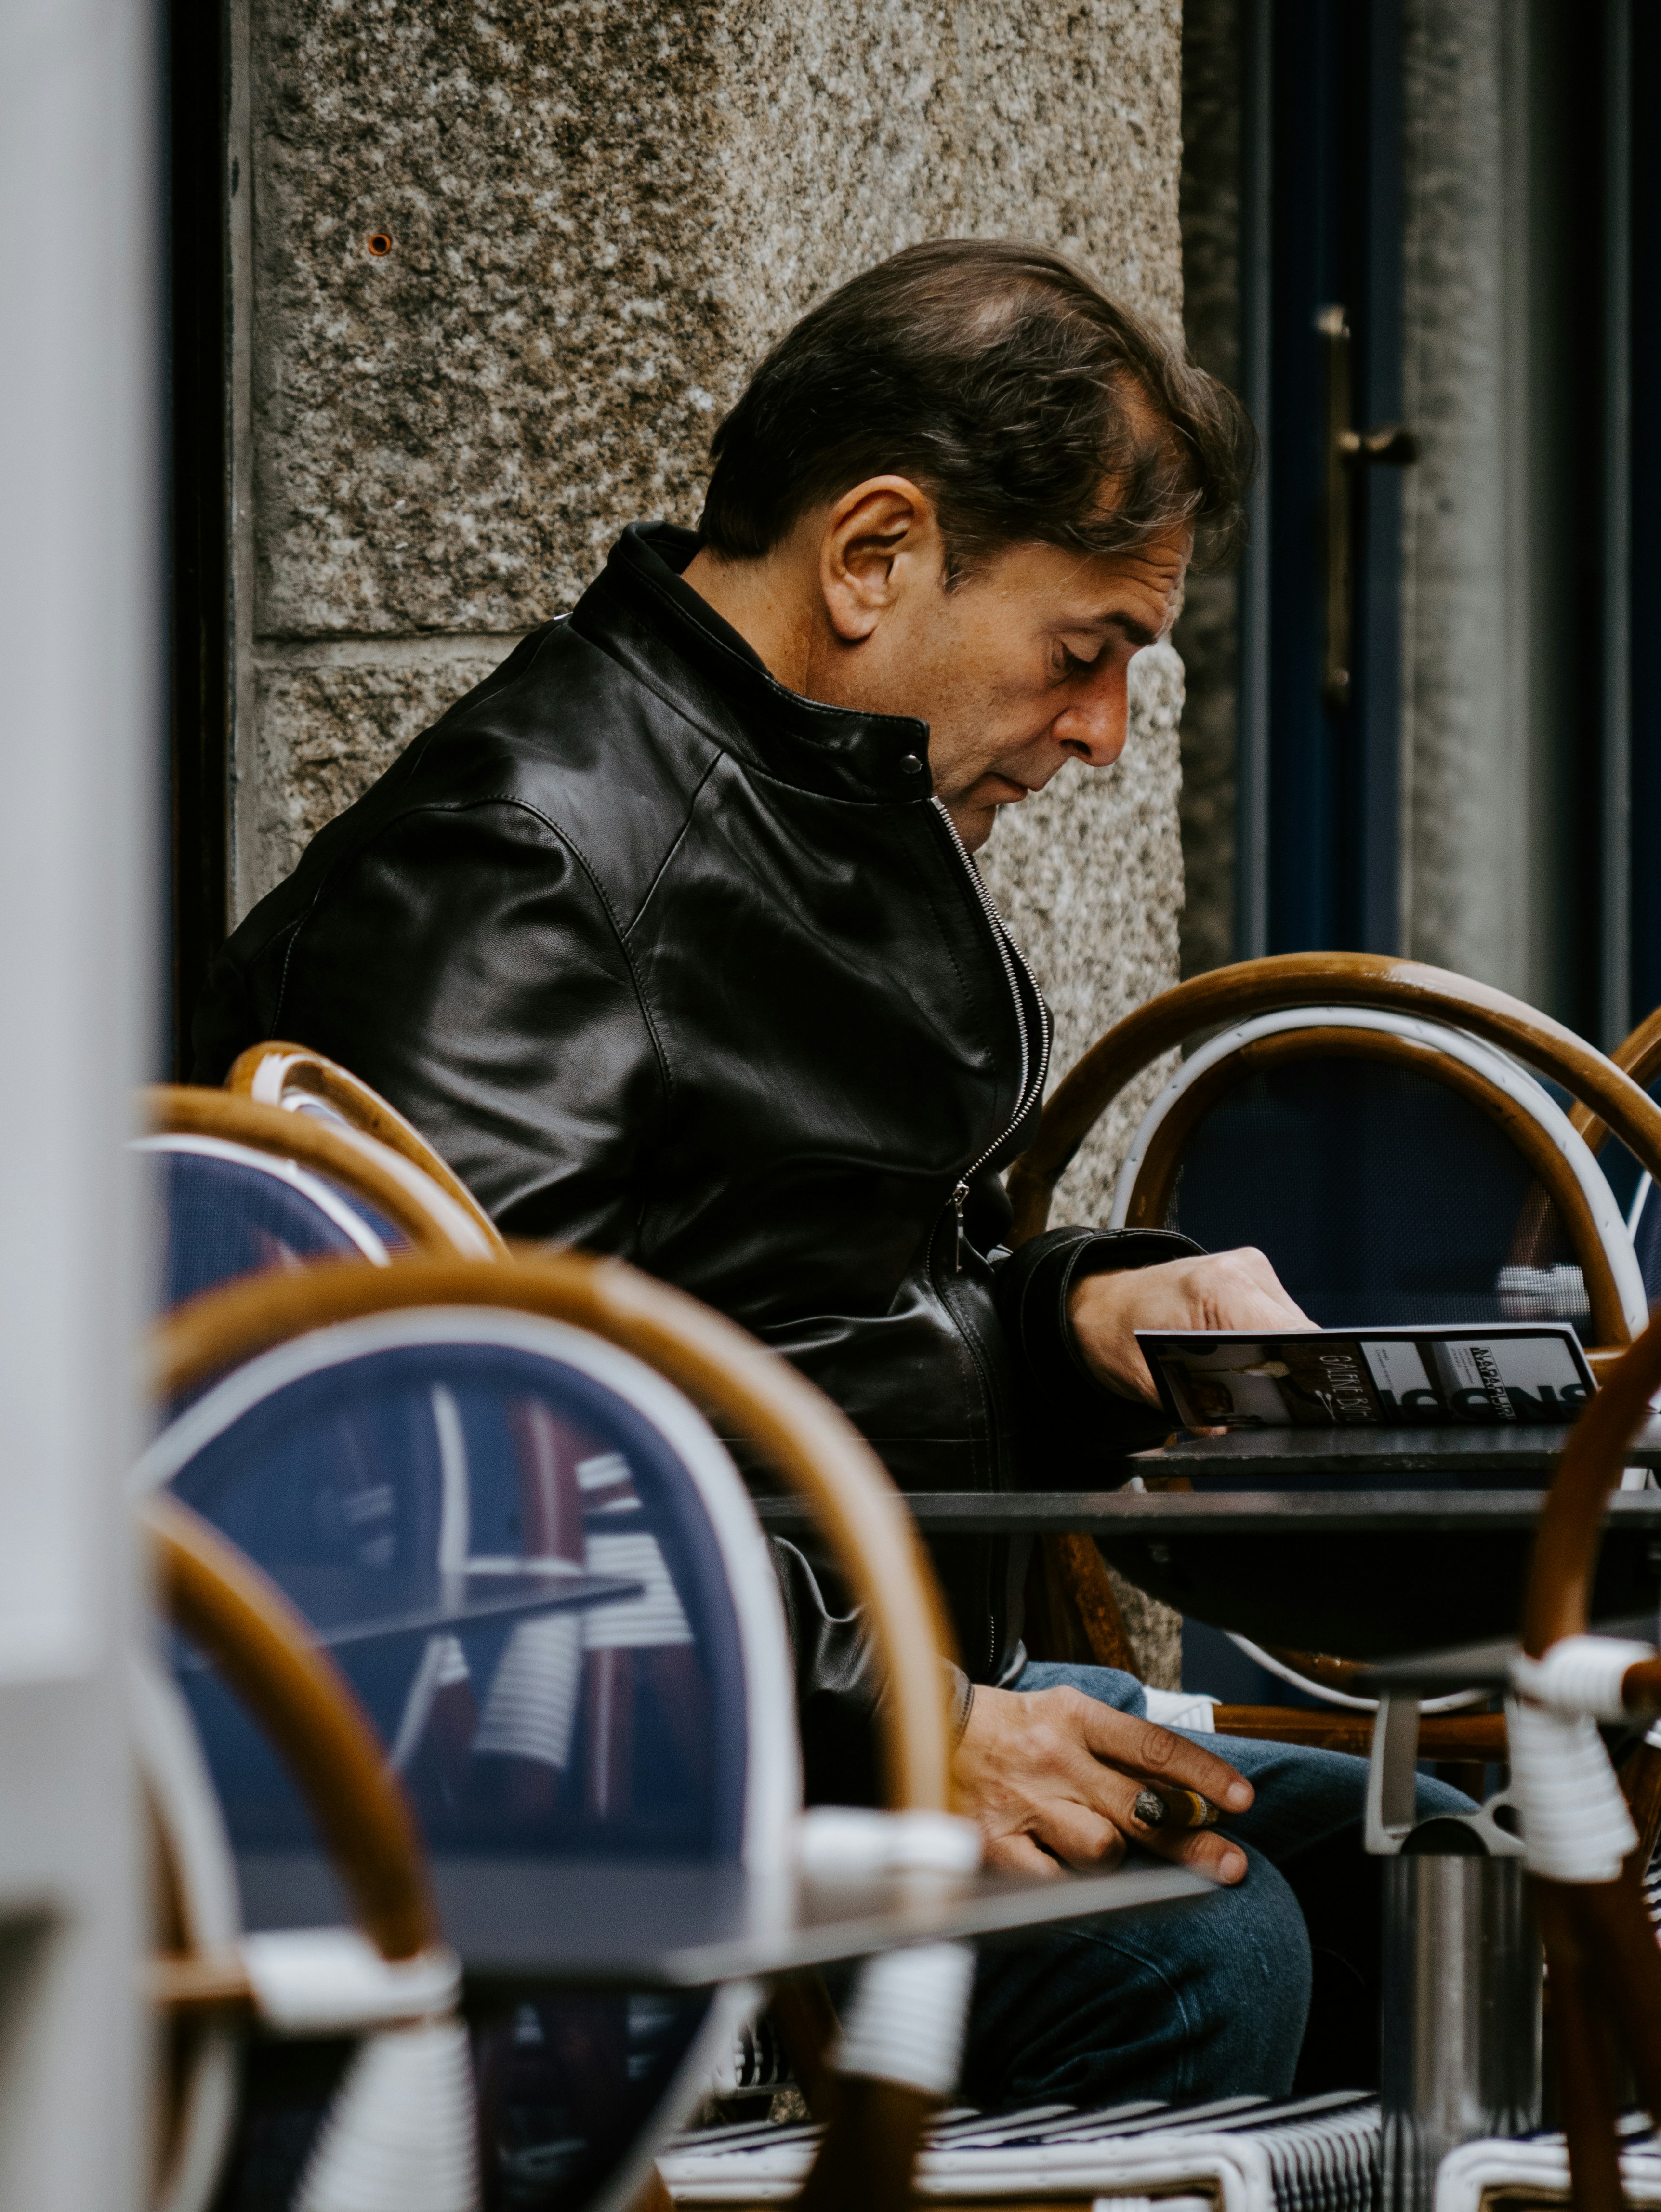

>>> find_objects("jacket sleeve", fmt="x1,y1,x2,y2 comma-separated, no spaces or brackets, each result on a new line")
993,1223,1210,1471
769,1537,974,1807
195,797,669,1251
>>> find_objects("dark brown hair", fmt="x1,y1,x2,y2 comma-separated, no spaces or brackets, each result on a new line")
698,238,1255,578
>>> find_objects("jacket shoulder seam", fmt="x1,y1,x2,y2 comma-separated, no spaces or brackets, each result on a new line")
624,752,724,940
479,792,675,1103
271,791,675,1108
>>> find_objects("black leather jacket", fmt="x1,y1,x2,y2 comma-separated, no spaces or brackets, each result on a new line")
195,523,1193,1798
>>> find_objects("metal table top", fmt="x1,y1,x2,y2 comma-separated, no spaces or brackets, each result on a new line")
1133,1420,1661,1478
756,1473,1661,1661
237,1851,1209,1989
754,1488,1661,1536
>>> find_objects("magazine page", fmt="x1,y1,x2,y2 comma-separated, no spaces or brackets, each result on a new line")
1135,1325,1594,1429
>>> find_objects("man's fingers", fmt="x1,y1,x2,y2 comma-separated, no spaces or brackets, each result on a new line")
1218,1247,1313,1329
982,1829,1068,1879
1028,1802,1126,1874
1141,1823,1250,1885
1072,1702,1254,1814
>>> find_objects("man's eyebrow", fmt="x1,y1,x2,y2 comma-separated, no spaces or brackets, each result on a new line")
1065,609,1160,650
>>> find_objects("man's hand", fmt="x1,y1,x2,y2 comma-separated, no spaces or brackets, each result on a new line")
953,1683,1252,1881
1068,1247,1311,1404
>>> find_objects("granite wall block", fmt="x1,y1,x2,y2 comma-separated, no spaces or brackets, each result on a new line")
246,0,1183,640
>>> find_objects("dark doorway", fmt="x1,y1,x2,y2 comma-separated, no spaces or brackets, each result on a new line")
1227,0,1614,1040
1625,2,1661,1035
165,0,230,1077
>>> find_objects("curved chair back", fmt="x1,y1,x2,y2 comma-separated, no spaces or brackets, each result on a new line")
1567,1005,1661,1308
139,1133,396,1310
141,1493,458,2212
1010,951,1661,1254
1104,1007,1645,1345
141,1087,504,1315
143,1254,963,2212
227,1041,503,1252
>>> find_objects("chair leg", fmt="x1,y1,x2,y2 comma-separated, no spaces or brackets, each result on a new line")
1534,1881,1627,2212
1579,1862,1661,2124
767,1972,843,2126
1044,1533,1139,1673
626,2164,676,2212
1618,1733,1661,1872
792,2078,935,2212
583,1647,635,1819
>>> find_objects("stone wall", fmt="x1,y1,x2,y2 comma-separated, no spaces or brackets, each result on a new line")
232,0,1186,898
229,0,1191,1678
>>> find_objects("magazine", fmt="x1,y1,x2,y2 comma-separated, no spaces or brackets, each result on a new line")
1135,1324,1595,1430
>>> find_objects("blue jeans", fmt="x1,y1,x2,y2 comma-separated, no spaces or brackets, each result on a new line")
960,1660,1472,2111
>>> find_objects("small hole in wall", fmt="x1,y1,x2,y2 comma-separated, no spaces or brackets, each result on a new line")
366,231,394,258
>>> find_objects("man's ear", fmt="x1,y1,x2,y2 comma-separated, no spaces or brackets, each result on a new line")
818,477,940,643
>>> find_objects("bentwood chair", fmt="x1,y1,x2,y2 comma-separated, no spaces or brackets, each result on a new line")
1005,953,1661,1739
1463,1303,1661,2212
140,1085,503,1311
139,1251,991,2212
1567,1001,1661,1304
226,1041,503,1254
142,1493,469,2212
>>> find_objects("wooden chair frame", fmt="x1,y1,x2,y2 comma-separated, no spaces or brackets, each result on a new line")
1110,1012,1637,1744
145,1084,506,1261
145,1493,440,1984
1518,1311,1661,2212
1106,1011,1646,1351
1010,951,1661,1241
226,1041,504,1252
1005,954,1661,1736
142,1493,443,2212
1568,999,1661,1159
151,1250,967,2212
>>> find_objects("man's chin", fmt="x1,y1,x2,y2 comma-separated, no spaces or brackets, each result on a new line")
951,804,1000,853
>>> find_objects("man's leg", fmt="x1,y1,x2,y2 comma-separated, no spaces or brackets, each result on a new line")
961,1660,1472,2111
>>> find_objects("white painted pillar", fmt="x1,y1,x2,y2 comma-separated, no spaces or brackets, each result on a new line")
0,0,156,2193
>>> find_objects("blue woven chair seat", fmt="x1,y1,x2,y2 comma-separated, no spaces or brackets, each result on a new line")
137,1133,404,1311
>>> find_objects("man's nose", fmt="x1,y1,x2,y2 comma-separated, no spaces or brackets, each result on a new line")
1053,667,1129,766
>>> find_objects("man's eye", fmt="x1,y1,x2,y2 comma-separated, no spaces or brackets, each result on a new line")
1055,645,1096,678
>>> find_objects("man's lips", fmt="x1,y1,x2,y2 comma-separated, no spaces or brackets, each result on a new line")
983,775,1032,805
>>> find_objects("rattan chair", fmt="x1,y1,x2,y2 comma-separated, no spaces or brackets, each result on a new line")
1489,1304,1661,2212
226,1040,504,1253
1005,953,1661,1743
142,1492,467,2212
137,1251,1003,2212
140,1085,504,1314
1567,1003,1661,1304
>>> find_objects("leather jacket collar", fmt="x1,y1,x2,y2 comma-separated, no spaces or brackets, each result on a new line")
575,521,938,807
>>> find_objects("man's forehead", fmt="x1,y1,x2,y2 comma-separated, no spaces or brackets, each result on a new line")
1055,536,1189,619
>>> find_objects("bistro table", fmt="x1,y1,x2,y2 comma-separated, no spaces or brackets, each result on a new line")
753,1421,1661,1659
235,1850,1209,1992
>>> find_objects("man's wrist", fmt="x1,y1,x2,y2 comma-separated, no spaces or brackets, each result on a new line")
1068,1268,1146,1399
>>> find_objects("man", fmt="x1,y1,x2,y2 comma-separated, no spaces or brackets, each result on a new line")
197,239,1458,2106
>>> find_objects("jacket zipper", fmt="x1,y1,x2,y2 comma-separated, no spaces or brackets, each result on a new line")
930,798,1052,1268
928,800,1055,1678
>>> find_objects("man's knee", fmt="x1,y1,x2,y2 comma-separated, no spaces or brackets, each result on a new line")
965,1844,1312,2108
1172,1845,1313,2091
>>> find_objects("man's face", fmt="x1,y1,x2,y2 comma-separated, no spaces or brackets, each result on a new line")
820,524,1191,852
